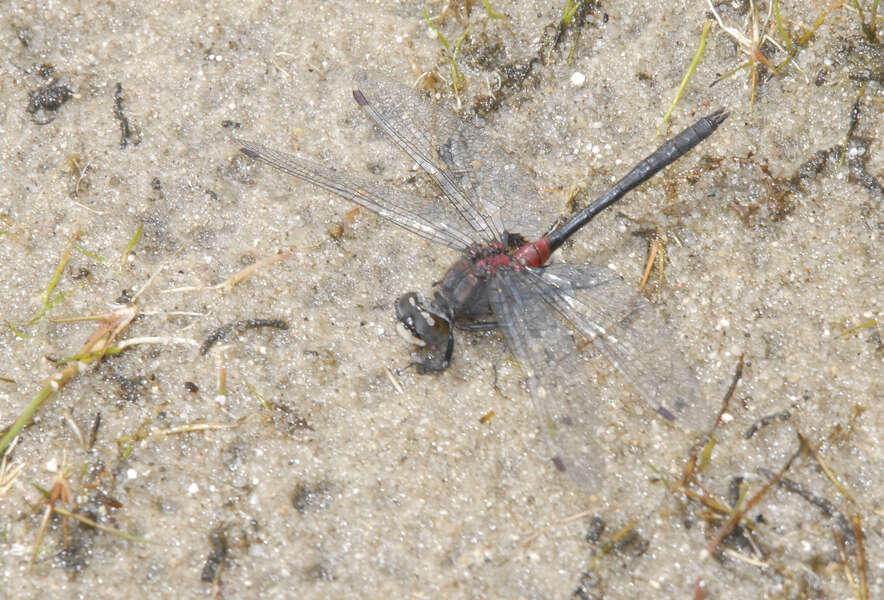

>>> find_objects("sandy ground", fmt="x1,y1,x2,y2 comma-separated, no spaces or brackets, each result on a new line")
0,1,881,598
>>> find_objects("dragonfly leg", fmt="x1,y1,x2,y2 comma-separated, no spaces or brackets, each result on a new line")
455,321,498,332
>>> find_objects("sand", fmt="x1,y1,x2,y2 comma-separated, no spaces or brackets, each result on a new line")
0,1,880,598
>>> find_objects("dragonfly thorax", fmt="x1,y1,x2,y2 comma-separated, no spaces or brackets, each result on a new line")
394,242,513,373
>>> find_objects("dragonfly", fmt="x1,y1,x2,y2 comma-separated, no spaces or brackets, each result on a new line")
237,70,727,488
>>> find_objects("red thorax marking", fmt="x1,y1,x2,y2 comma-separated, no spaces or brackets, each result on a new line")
511,238,551,267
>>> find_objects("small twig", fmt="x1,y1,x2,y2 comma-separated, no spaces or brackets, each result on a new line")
63,410,86,449
245,380,272,410
384,366,404,394
678,354,744,484
88,412,101,450
852,515,868,600
838,82,867,169
162,251,292,294
216,357,226,397
722,547,770,568
0,436,24,497
132,249,179,301
587,519,639,571
715,353,744,429
53,505,151,544
681,487,732,514
834,529,859,597
798,431,855,502
115,336,200,352
153,422,239,436
637,233,663,294
743,410,790,438
200,318,288,355
706,441,804,556
53,336,200,365
521,509,596,549
30,455,73,565
835,318,877,339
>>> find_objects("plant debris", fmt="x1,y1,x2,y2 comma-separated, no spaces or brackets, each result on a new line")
199,318,289,355
113,82,140,148
27,79,73,124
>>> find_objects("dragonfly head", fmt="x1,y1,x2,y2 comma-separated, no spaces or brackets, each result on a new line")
394,292,453,372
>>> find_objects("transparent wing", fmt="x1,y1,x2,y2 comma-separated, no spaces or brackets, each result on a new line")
354,69,549,242
489,269,606,489
237,139,475,250
526,263,712,433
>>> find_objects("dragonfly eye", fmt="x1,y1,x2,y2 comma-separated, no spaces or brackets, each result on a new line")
394,292,453,372
395,293,449,346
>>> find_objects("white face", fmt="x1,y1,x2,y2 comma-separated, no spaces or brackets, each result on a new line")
396,321,427,348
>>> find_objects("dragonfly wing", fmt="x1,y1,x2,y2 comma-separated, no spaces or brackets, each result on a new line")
489,269,605,489
354,70,549,242
237,139,474,250
530,263,711,433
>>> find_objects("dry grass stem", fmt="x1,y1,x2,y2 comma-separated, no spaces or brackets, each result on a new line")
162,251,291,294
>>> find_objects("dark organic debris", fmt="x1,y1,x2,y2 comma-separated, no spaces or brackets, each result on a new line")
843,139,884,201
728,155,796,226
88,488,123,511
571,570,600,600
707,442,804,556
728,134,883,227
470,1,603,117
88,412,102,450
200,318,289,355
54,519,96,573
612,528,649,562
548,0,599,57
28,79,73,124
471,61,538,116
291,481,334,513
200,528,229,583
269,402,313,434
223,152,259,185
790,139,883,202
727,476,745,508
584,515,605,543
71,266,91,280
108,374,150,404
744,411,790,439
849,70,883,83
113,82,139,148
756,468,854,545
305,560,335,581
